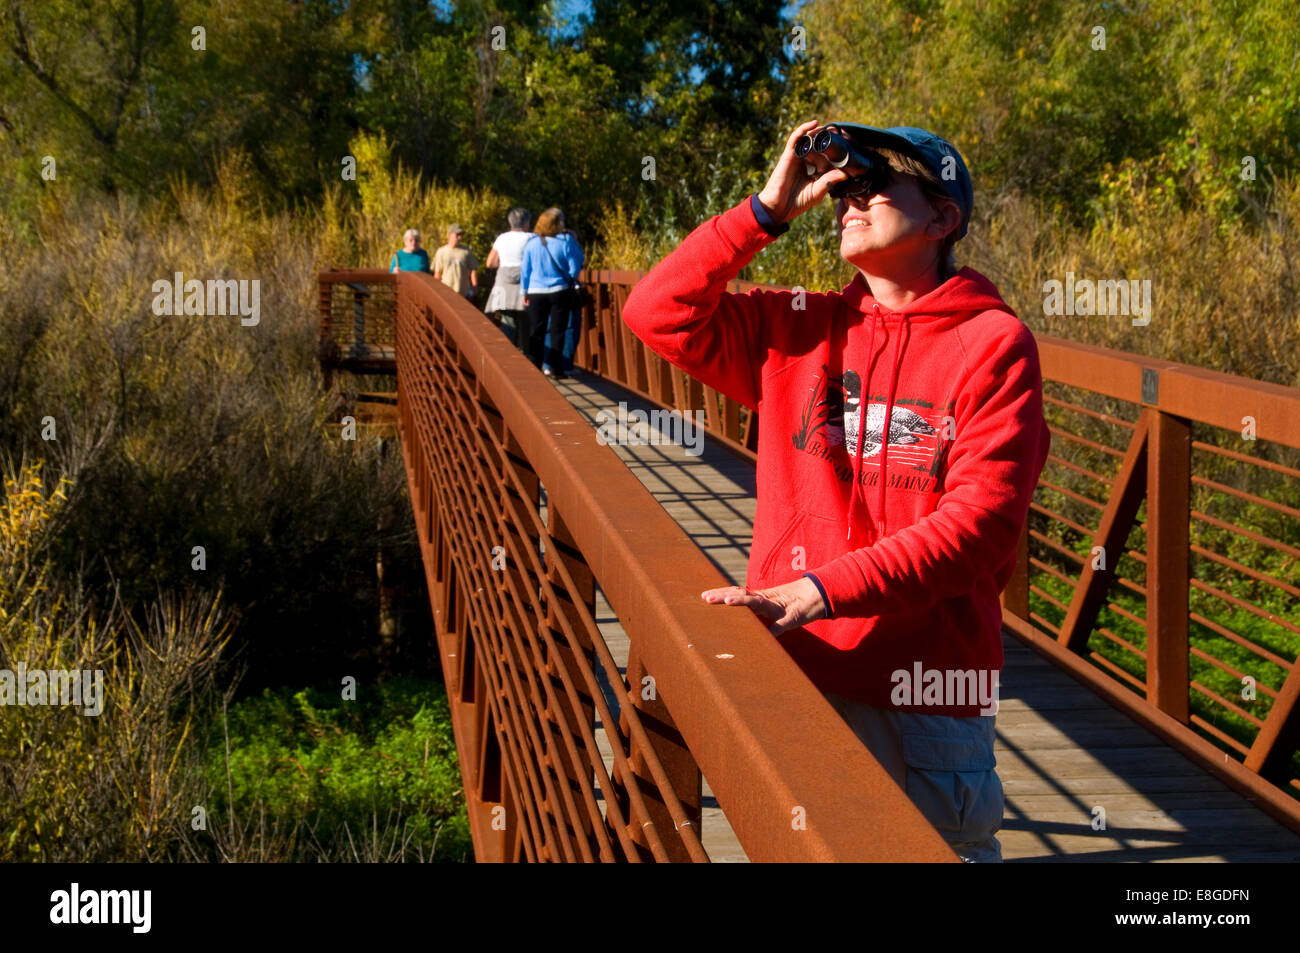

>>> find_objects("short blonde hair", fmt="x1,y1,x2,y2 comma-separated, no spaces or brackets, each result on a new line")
403,228,420,242
534,208,565,237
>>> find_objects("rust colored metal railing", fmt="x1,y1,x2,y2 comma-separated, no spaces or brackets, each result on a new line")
575,270,763,461
319,265,1300,847
318,268,398,385
1008,340,1300,833
350,268,956,862
575,268,1300,834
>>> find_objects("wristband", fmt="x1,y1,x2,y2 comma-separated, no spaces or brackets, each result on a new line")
802,572,832,619
750,194,790,237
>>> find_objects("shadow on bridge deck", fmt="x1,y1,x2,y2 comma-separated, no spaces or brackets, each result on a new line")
553,367,1300,863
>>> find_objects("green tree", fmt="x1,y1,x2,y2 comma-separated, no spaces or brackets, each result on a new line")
352,0,644,229
1,0,363,204
0,0,179,193
582,0,796,228
801,0,1298,224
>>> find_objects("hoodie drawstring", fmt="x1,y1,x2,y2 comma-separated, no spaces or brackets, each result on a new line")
876,314,910,540
845,303,911,545
847,303,881,541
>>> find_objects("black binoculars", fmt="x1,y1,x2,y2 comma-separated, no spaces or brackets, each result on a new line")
795,126,892,200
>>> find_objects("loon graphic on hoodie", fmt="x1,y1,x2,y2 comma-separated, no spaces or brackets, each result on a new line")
810,368,938,456
621,197,1051,716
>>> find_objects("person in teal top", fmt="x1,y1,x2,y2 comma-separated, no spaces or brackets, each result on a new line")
390,228,432,273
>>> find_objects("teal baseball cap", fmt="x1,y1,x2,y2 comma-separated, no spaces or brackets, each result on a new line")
826,123,973,240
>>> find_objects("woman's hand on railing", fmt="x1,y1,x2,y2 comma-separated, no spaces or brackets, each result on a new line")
701,577,827,636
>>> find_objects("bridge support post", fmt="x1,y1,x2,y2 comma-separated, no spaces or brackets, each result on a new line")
743,407,760,452
575,281,594,371
350,284,369,359
1146,408,1191,722
615,285,637,386
1000,522,1030,619
589,279,610,376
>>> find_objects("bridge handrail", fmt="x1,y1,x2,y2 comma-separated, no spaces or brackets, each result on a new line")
375,268,955,861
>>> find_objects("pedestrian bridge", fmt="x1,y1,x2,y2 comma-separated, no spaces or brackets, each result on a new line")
317,267,1300,862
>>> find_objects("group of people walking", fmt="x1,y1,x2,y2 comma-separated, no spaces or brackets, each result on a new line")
393,207,584,379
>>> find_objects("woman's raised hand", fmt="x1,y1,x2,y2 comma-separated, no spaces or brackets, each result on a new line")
755,119,850,226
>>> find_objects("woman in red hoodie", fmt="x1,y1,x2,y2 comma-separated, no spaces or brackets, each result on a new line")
621,120,1051,862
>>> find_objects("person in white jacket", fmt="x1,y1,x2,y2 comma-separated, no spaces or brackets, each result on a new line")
485,207,534,348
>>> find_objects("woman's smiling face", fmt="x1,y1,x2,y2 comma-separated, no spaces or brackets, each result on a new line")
835,171,954,271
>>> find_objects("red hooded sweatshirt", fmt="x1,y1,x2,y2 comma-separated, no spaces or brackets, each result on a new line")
621,197,1051,716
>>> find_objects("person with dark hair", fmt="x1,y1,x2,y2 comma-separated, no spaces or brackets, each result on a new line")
485,208,534,347
622,120,1051,863
520,207,582,378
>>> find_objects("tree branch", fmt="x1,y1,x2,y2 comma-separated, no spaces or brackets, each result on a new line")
9,6,113,145
102,0,148,147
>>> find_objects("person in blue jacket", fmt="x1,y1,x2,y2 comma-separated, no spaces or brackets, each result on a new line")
558,225,587,374
520,208,583,378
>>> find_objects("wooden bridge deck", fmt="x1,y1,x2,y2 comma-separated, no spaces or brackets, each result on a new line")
553,368,1300,863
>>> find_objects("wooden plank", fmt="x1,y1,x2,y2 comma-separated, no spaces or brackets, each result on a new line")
997,745,1214,776
1001,774,1233,796
1000,817,1290,845
995,725,1168,749
1004,792,1271,812
994,706,1155,728
998,830,1300,862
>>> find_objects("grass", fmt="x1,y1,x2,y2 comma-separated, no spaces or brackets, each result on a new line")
0,461,472,862
0,144,509,862
195,677,471,863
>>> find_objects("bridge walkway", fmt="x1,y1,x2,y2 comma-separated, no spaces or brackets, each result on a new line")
556,369,1300,863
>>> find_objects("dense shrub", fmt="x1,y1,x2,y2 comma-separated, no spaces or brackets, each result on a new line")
197,678,471,863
